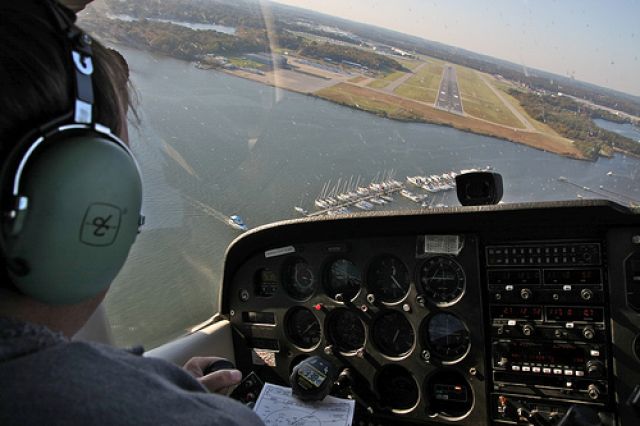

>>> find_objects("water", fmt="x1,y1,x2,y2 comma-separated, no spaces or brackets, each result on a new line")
593,118,640,142
106,46,640,348
111,14,236,34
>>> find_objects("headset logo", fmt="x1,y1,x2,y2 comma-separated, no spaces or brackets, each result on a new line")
80,203,122,246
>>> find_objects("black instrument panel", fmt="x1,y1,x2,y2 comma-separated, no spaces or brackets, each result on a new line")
222,201,640,425
227,233,486,423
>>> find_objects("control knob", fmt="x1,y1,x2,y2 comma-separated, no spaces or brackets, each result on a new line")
520,288,532,300
582,326,595,340
522,324,534,336
586,360,604,379
581,288,594,301
587,384,601,400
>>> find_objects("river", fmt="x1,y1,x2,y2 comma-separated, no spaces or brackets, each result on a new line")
106,47,640,348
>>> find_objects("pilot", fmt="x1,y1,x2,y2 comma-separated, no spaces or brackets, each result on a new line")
0,1,263,424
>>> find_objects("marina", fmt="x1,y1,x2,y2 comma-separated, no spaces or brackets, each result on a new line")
296,167,491,217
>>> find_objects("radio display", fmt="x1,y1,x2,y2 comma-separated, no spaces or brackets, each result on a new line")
545,306,604,322
500,342,586,366
543,269,601,285
488,269,541,285
491,305,543,320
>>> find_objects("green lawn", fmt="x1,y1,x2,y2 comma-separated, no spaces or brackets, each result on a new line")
393,61,444,104
228,57,266,70
455,67,523,128
366,70,406,89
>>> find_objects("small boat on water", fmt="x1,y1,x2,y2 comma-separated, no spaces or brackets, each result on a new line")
228,215,248,231
294,206,308,215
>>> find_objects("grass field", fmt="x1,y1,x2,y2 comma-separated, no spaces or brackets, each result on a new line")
315,83,583,159
348,75,368,84
493,80,568,136
366,70,406,89
228,57,266,70
393,61,444,104
398,58,421,71
455,67,523,128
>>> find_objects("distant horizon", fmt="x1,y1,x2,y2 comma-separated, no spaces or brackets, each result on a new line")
270,0,640,98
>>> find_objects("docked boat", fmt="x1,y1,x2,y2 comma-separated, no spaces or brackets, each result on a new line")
228,215,248,231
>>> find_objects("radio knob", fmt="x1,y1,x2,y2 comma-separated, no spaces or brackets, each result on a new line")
497,356,509,367
583,326,595,340
587,360,604,378
522,324,534,336
520,288,532,300
587,384,601,400
581,289,594,301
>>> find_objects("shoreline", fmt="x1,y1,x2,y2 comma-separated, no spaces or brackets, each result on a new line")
111,42,591,162
214,67,588,161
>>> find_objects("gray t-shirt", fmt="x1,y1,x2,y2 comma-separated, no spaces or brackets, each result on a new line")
0,317,264,425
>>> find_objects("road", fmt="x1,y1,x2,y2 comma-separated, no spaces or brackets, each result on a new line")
475,71,535,131
435,65,463,115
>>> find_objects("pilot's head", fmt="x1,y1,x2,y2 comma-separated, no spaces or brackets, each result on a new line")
0,0,141,336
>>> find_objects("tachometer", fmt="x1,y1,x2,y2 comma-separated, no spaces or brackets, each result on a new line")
323,258,362,301
283,258,315,300
372,310,415,357
419,256,466,306
285,307,321,349
326,308,366,353
367,255,410,303
424,312,470,362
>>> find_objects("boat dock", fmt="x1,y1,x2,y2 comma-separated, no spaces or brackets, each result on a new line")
296,167,491,217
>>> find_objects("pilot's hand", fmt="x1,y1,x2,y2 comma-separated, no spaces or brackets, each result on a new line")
183,356,242,394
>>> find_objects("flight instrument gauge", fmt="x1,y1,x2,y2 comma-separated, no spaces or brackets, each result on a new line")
327,308,366,353
419,256,466,306
375,365,420,412
285,307,321,349
424,312,470,362
283,258,315,300
367,255,410,303
372,310,415,357
323,258,362,301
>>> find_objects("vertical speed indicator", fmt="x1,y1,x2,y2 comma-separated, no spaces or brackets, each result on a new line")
419,256,466,307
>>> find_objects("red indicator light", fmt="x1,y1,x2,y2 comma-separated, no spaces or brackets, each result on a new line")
314,304,323,311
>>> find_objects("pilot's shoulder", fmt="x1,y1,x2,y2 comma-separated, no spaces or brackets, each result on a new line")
0,340,263,426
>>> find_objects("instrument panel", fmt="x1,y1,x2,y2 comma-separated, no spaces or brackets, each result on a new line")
222,201,640,425
228,233,486,423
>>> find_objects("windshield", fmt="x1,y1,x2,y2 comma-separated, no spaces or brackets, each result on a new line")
78,0,640,349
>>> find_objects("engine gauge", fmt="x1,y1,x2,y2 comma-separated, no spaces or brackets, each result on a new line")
367,255,410,303
326,308,366,353
283,258,315,300
419,256,466,306
424,312,470,362
285,307,321,349
372,310,415,357
323,258,362,301
425,369,473,419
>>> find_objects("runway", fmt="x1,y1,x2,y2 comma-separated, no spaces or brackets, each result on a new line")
435,65,464,115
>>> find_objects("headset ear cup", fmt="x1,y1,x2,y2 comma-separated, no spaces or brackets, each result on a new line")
3,134,142,305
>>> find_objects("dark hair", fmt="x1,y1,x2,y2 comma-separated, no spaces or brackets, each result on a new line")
0,6,132,148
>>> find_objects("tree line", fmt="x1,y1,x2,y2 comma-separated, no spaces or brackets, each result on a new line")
509,90,640,160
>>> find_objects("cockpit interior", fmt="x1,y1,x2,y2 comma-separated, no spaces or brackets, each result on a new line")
139,197,640,426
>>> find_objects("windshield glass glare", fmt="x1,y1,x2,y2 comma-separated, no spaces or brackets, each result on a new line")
78,0,640,349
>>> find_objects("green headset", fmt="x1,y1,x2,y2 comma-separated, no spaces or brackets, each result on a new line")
0,0,144,305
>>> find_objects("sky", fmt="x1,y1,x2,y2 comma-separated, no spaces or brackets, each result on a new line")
271,0,640,97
